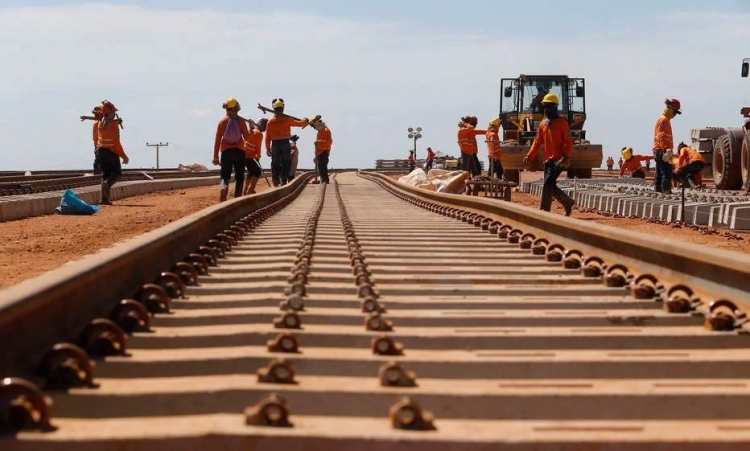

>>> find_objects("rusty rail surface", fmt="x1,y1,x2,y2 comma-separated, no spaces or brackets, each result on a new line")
1,170,750,450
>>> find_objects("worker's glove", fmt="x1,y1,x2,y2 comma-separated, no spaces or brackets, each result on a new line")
212,157,220,166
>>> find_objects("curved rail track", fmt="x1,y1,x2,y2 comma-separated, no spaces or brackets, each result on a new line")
2,171,750,450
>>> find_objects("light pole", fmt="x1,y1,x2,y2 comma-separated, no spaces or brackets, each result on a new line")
407,127,423,161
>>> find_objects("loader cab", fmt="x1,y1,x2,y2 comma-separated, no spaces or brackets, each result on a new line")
499,75,588,145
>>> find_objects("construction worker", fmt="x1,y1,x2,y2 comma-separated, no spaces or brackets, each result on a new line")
95,101,129,205
425,147,435,171
618,157,623,169
675,142,706,189
522,93,575,216
265,98,309,186
606,156,614,172
289,135,300,181
213,97,251,202
618,147,652,179
652,98,681,194
457,116,485,176
408,151,415,172
486,118,503,179
311,116,332,184
242,118,266,195
81,103,122,175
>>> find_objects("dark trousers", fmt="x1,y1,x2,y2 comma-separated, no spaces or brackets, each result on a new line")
631,168,646,178
607,164,613,172
220,148,245,197
93,150,102,175
425,160,433,171
409,162,415,172
317,151,330,183
488,157,504,179
271,139,291,186
541,161,574,212
676,161,705,186
653,150,673,192
97,148,122,186
461,153,481,176
246,158,262,178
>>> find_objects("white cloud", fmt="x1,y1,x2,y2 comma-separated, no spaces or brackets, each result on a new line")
0,4,749,171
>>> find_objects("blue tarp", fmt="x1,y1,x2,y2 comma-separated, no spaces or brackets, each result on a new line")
56,189,100,215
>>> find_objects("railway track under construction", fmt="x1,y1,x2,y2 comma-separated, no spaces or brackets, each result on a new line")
1,171,750,450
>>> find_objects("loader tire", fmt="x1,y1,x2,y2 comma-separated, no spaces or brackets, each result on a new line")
504,170,520,185
713,133,743,190
742,131,750,190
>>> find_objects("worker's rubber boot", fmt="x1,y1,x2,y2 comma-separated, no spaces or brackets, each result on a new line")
100,182,112,205
219,188,228,202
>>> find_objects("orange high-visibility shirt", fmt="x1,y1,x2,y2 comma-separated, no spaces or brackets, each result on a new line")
315,126,333,156
678,146,705,167
243,128,263,159
265,115,310,151
619,155,652,177
486,130,502,159
96,121,125,157
526,117,572,163
457,125,486,155
653,114,673,151
214,116,251,157
426,148,435,161
408,154,414,164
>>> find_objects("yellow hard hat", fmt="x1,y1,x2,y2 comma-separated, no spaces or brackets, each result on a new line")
223,97,239,109
489,117,501,127
621,147,633,160
542,93,559,105
272,98,285,109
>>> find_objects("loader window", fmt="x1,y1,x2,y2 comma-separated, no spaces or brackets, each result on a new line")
523,81,565,114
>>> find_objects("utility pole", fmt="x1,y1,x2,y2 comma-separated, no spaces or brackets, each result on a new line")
146,142,169,169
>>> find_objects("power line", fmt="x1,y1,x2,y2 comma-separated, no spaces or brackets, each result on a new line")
146,142,169,169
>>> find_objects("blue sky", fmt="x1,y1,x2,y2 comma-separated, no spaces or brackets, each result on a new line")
1,1,749,170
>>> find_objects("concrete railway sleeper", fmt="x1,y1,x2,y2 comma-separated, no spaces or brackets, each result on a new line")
1,171,750,449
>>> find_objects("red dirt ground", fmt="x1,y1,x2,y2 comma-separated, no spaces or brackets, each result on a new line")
0,183,267,290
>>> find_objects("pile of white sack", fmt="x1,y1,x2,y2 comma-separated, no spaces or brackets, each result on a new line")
397,168,470,194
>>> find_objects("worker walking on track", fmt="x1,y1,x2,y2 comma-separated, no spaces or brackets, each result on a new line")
311,116,333,184
675,142,706,189
242,118,266,195
95,101,129,205
425,147,435,171
457,116,485,176
265,98,309,186
213,97,251,202
653,98,681,194
522,93,575,216
486,118,504,179
618,147,652,179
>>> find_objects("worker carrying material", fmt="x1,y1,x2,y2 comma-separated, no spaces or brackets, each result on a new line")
425,147,435,171
652,98,681,194
674,142,706,189
522,93,575,216
242,117,266,195
486,117,504,179
457,115,485,176
95,100,129,205
264,98,310,186
213,97,252,202
310,116,333,184
618,147,652,178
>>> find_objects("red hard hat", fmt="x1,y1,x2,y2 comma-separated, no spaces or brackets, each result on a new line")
665,98,681,113
101,100,118,115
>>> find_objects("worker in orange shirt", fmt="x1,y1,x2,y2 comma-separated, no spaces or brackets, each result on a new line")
95,101,129,205
213,97,252,202
618,147,652,179
408,151,415,172
606,156,614,172
486,117,503,179
265,98,309,186
81,103,122,175
242,117,266,195
675,142,706,189
425,147,435,171
522,93,574,216
310,116,333,184
457,116,485,176
653,98,681,194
